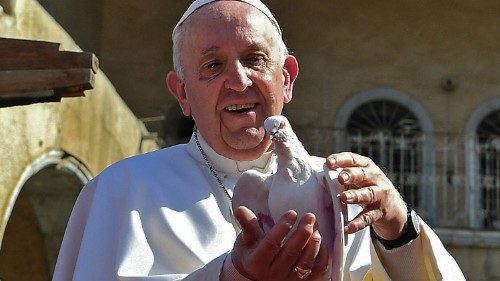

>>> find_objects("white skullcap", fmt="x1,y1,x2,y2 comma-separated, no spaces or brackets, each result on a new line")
173,0,282,38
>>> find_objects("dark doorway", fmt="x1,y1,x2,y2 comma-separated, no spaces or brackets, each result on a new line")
0,164,84,280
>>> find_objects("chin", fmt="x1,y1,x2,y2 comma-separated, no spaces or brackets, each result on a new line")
228,128,265,148
225,130,272,160
229,145,271,161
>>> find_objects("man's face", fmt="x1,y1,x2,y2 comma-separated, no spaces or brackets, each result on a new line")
168,1,298,161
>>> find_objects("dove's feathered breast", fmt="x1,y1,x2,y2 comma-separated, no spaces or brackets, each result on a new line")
273,129,311,180
233,115,345,281
265,116,325,221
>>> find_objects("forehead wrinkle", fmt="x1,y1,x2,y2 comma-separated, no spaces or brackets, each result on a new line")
247,42,269,52
201,46,220,56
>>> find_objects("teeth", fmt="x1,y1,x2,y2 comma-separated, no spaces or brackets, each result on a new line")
226,103,255,111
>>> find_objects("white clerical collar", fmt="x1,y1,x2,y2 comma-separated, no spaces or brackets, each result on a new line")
187,130,272,174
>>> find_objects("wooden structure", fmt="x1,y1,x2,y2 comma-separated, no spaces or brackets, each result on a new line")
0,38,98,107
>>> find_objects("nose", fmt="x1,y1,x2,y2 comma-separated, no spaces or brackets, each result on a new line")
224,60,252,92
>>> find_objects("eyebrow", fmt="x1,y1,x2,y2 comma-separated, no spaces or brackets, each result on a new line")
247,43,263,50
247,42,271,53
201,46,220,56
199,43,271,56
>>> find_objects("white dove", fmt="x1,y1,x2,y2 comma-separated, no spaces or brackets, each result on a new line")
232,115,346,281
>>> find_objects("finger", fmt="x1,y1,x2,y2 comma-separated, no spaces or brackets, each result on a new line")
249,210,298,267
341,185,381,204
234,206,263,245
293,229,321,276
271,213,315,273
338,166,379,186
310,241,329,277
326,152,371,169
345,208,383,234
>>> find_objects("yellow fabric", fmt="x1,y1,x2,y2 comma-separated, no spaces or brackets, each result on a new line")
423,252,438,281
362,217,464,281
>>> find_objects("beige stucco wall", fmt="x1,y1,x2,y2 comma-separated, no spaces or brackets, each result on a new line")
279,0,500,141
0,0,158,246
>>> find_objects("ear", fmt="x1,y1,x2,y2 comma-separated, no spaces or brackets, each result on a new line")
282,55,299,103
166,71,191,116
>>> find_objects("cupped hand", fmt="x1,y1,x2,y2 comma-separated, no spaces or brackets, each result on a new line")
232,206,330,281
326,152,408,240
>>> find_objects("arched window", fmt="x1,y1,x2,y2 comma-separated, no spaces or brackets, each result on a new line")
476,110,500,229
465,98,500,229
346,100,423,207
334,88,436,222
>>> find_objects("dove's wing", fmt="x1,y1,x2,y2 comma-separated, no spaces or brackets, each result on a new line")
322,164,347,281
232,170,275,233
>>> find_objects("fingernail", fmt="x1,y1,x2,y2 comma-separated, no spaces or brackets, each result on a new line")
344,225,349,233
343,191,353,201
305,213,315,225
327,157,337,167
284,210,297,224
339,172,350,184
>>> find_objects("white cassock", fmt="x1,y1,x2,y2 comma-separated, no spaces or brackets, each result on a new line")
53,132,465,281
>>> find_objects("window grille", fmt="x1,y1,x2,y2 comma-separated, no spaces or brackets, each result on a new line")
346,100,423,208
477,110,500,229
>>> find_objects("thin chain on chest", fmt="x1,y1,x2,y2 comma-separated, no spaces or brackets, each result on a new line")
193,129,233,202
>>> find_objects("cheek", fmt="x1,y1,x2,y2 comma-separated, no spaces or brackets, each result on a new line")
259,72,284,101
267,94,285,115
188,92,221,125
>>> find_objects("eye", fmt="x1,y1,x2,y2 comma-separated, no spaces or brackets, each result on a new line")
199,60,224,79
203,61,222,70
205,61,221,69
245,54,266,67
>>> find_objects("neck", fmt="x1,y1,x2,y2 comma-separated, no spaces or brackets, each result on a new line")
188,130,273,174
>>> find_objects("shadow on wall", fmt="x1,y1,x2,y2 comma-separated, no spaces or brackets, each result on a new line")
162,104,194,147
0,0,14,14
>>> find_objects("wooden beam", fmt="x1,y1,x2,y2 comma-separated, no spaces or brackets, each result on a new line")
0,38,98,106
0,69,94,96
0,51,99,73
0,90,54,99
0,38,60,53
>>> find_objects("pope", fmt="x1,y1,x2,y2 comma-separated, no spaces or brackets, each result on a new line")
53,1,465,280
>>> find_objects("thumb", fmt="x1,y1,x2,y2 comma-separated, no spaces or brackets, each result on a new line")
235,206,263,245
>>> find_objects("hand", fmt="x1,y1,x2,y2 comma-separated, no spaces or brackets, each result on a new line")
232,206,330,281
326,152,408,240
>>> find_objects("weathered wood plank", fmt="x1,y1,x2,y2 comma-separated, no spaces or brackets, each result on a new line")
0,38,97,106
0,69,94,95
0,90,54,99
0,37,60,53
0,52,99,73
0,38,99,72
0,51,99,73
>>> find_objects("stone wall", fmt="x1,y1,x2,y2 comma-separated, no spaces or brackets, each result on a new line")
0,0,157,278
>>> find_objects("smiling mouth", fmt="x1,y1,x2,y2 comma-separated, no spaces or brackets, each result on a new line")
225,103,256,113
